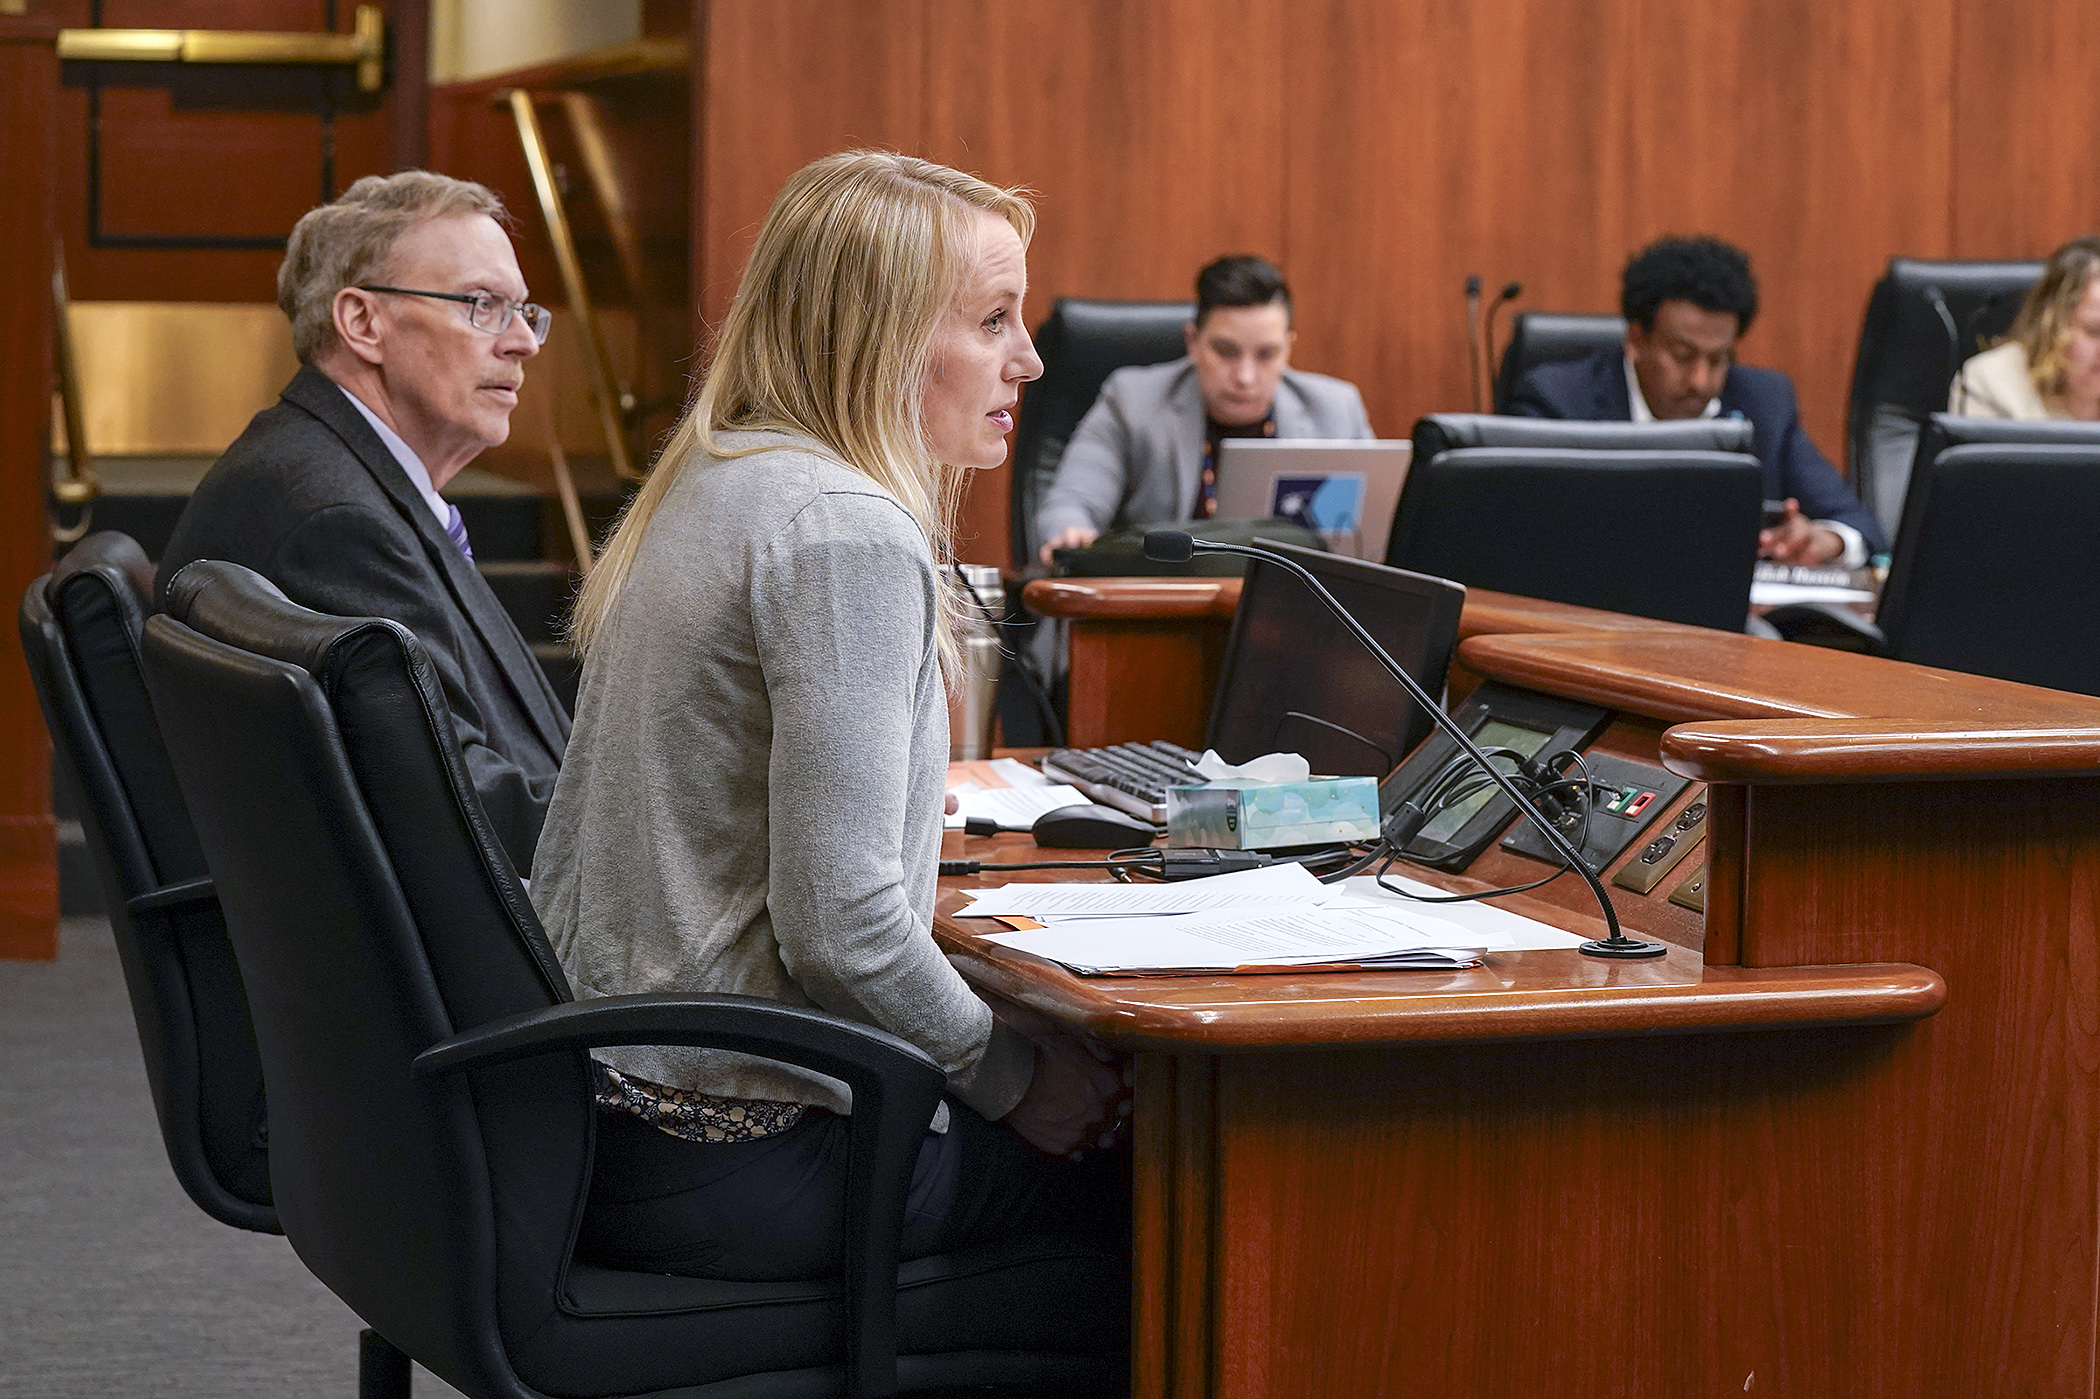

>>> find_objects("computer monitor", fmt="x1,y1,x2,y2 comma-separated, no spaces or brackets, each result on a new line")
1206,539,1465,777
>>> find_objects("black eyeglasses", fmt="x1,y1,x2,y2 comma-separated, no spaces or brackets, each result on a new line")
356,286,552,344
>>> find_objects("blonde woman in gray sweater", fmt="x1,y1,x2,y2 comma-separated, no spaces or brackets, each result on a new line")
530,152,1125,1280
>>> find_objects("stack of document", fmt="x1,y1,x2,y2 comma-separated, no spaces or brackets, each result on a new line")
943,781,1089,831
952,864,1576,976
945,758,1088,830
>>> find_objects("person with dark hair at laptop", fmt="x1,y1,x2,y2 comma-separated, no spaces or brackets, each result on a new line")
1035,254,1373,562
1505,235,1885,565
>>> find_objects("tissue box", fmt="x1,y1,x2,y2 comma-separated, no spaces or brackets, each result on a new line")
1165,776,1381,851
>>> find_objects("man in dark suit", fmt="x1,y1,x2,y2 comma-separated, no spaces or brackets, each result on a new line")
157,172,568,872
1506,236,1886,565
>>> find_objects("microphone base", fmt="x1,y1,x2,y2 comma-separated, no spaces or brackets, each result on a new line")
1578,934,1670,960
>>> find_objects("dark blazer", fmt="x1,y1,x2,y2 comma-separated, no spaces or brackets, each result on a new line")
157,365,569,872
1505,348,1887,554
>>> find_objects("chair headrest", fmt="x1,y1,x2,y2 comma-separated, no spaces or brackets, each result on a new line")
162,559,410,685
39,532,209,888
1504,312,1629,359
1413,413,1754,465
1031,299,1190,382
1883,257,2044,302
1921,413,2100,453
1932,440,2100,472
50,530,155,612
1417,446,1763,475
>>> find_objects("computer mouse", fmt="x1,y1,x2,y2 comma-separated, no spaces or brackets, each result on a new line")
1031,803,1159,850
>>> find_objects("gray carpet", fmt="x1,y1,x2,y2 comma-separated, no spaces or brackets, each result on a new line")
0,918,464,1397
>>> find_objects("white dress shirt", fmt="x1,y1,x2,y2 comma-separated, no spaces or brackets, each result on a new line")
338,384,453,530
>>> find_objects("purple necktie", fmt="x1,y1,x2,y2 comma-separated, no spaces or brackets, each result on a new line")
444,501,474,562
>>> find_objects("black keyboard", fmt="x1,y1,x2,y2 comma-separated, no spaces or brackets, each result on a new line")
1039,740,1204,823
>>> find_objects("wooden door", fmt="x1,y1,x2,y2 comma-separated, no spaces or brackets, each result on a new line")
54,0,426,303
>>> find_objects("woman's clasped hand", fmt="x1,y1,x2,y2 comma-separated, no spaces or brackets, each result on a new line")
989,996,1132,1160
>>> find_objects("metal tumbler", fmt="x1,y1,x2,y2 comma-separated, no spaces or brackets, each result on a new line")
948,563,1005,760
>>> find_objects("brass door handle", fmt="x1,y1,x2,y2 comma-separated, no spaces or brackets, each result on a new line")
58,4,385,92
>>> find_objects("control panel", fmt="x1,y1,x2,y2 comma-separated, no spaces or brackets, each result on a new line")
1610,794,1709,894
1499,752,1689,874
1379,682,1612,872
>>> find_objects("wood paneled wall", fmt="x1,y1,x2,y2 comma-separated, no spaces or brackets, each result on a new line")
0,17,62,959
692,0,2100,571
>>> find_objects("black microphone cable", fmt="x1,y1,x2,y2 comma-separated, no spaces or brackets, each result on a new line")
1141,529,1664,958
1315,748,1610,902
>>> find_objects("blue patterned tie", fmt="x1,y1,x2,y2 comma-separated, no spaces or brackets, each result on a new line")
444,501,474,562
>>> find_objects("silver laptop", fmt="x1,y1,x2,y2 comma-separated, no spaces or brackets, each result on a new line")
1214,439,1413,561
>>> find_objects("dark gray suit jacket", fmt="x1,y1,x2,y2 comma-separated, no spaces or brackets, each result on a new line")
156,365,569,872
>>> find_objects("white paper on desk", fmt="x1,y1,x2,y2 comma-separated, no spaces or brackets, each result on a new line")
982,903,1506,974
1338,874,1588,951
944,783,1087,830
1749,580,1877,607
989,757,1050,788
956,861,1336,918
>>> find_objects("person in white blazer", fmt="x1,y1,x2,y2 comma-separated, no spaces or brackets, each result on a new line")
1951,236,2100,422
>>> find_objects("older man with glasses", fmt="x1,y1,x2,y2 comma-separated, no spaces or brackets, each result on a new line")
157,170,569,874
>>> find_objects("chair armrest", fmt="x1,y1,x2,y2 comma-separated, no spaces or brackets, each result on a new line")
414,993,947,1399
411,992,943,1097
125,874,218,919
1760,602,1889,653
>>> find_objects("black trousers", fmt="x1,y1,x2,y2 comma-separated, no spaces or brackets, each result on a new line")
581,1100,1126,1281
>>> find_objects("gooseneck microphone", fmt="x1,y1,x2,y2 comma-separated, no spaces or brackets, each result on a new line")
1924,284,1969,412
1142,529,1662,958
1465,274,1486,413
1482,281,1524,407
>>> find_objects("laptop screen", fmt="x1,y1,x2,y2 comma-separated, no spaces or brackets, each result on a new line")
1206,540,1465,777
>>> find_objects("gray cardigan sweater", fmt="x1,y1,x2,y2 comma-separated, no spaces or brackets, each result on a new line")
530,431,1034,1121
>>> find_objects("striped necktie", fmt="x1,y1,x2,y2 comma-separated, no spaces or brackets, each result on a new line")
444,501,474,562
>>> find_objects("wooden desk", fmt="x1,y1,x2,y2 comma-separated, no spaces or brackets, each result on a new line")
944,608,2100,1397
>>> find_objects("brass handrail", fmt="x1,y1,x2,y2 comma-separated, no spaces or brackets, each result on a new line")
50,241,98,544
57,5,386,92
534,385,596,575
505,87,639,481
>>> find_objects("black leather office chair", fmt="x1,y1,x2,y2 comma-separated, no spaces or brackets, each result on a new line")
1845,258,2042,537
17,532,418,1398
139,559,1126,1399
1411,412,1753,469
1871,441,2100,693
18,533,270,1229
1491,312,1628,412
1009,298,1192,568
1385,447,1764,630
1766,422,2100,691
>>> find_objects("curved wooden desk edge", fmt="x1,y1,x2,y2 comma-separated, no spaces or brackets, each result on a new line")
1022,576,1240,620
1662,718,2100,783
1022,576,1681,635
1462,629,2100,724
938,930,1944,1052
